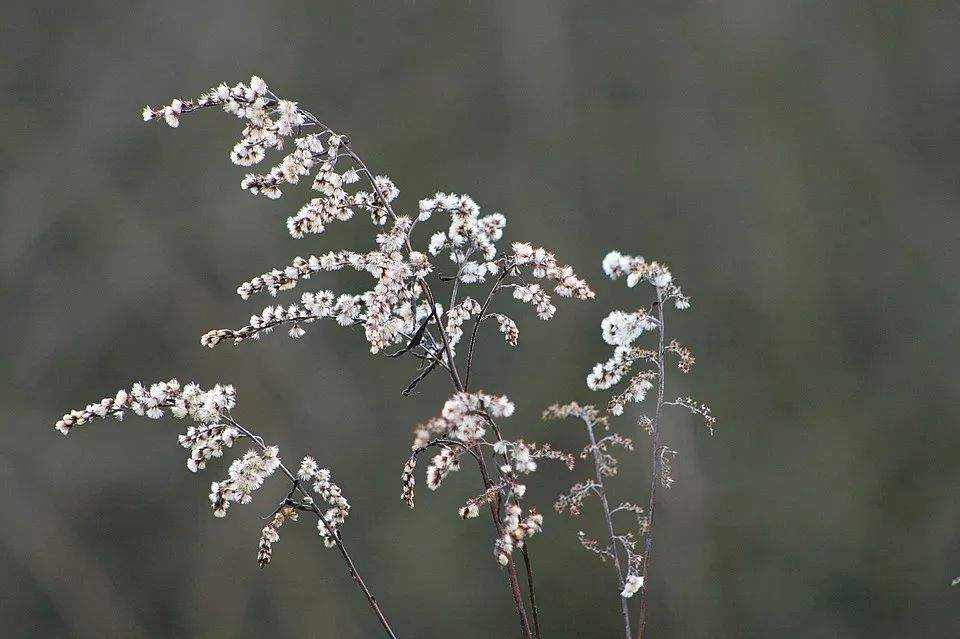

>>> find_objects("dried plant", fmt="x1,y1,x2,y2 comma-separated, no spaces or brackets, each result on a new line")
54,76,601,638
54,75,715,638
550,252,715,639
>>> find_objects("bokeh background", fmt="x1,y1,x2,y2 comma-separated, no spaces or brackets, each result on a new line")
3,2,959,637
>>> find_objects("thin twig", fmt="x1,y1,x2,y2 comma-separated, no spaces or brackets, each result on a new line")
464,267,510,388
401,359,440,396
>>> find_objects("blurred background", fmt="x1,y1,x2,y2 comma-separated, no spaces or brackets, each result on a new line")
3,2,959,637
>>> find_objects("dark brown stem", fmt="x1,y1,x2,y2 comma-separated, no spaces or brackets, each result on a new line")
636,288,666,639
401,358,440,396
521,545,543,639
320,507,399,639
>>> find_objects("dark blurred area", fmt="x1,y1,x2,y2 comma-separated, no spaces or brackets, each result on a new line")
3,2,960,637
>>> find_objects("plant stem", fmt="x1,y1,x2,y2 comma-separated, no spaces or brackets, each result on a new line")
585,418,632,639
521,545,543,639
473,443,534,639
636,288,666,639
483,413,541,639
319,509,399,638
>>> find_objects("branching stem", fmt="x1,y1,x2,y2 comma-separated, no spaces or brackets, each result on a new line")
585,417,632,639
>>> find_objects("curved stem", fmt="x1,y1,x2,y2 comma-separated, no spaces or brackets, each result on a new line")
464,267,510,388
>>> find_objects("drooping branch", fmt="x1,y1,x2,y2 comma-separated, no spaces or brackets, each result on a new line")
55,380,399,638
222,415,399,639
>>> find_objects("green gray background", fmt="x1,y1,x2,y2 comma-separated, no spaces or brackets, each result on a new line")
3,2,959,637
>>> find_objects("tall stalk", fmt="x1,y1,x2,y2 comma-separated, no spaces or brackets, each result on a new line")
636,288,666,639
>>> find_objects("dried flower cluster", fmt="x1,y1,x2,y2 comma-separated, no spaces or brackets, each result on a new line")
56,381,345,532
258,505,298,568
302,462,351,547
56,378,234,435
55,76,716,639
145,77,592,362
403,391,571,572
209,446,281,517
